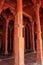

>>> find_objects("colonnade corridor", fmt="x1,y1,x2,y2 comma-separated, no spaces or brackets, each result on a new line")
0,12,42,65
0,15,37,65
0,0,43,65
0,32,37,65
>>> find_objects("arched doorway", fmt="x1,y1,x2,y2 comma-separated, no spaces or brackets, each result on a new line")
23,16,31,53
1,8,14,55
24,24,31,53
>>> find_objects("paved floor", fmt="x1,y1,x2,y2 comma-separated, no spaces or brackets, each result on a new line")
0,52,38,65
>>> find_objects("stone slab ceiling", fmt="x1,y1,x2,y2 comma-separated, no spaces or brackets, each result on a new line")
0,0,43,19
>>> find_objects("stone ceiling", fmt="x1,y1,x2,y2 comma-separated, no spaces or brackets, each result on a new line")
23,0,43,21
0,0,43,21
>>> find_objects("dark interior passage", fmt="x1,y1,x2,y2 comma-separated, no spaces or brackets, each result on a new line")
0,35,4,54
8,20,14,54
0,15,5,55
25,24,31,53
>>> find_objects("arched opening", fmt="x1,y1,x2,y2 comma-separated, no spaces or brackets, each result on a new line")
1,8,14,55
8,20,14,54
23,16,31,53
25,24,31,52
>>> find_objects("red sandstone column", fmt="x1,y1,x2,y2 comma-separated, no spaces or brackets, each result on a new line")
29,24,32,51
35,2,43,64
5,21,8,55
31,22,35,52
14,0,24,65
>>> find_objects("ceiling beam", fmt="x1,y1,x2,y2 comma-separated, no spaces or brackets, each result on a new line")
23,12,33,22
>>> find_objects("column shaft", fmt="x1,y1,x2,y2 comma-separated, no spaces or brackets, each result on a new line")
31,22,35,52
5,22,8,55
35,3,43,64
14,0,24,65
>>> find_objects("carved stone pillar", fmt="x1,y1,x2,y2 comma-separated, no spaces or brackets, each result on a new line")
31,22,35,52
14,0,24,65
35,2,43,64
5,21,8,55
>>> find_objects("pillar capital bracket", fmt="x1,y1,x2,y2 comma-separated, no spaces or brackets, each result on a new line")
34,0,41,11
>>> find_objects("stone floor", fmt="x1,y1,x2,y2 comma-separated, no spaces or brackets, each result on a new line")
0,52,41,65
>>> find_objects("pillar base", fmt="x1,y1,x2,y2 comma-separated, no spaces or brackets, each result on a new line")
36,62,43,65
4,51,8,56
33,62,43,65
36,57,43,65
